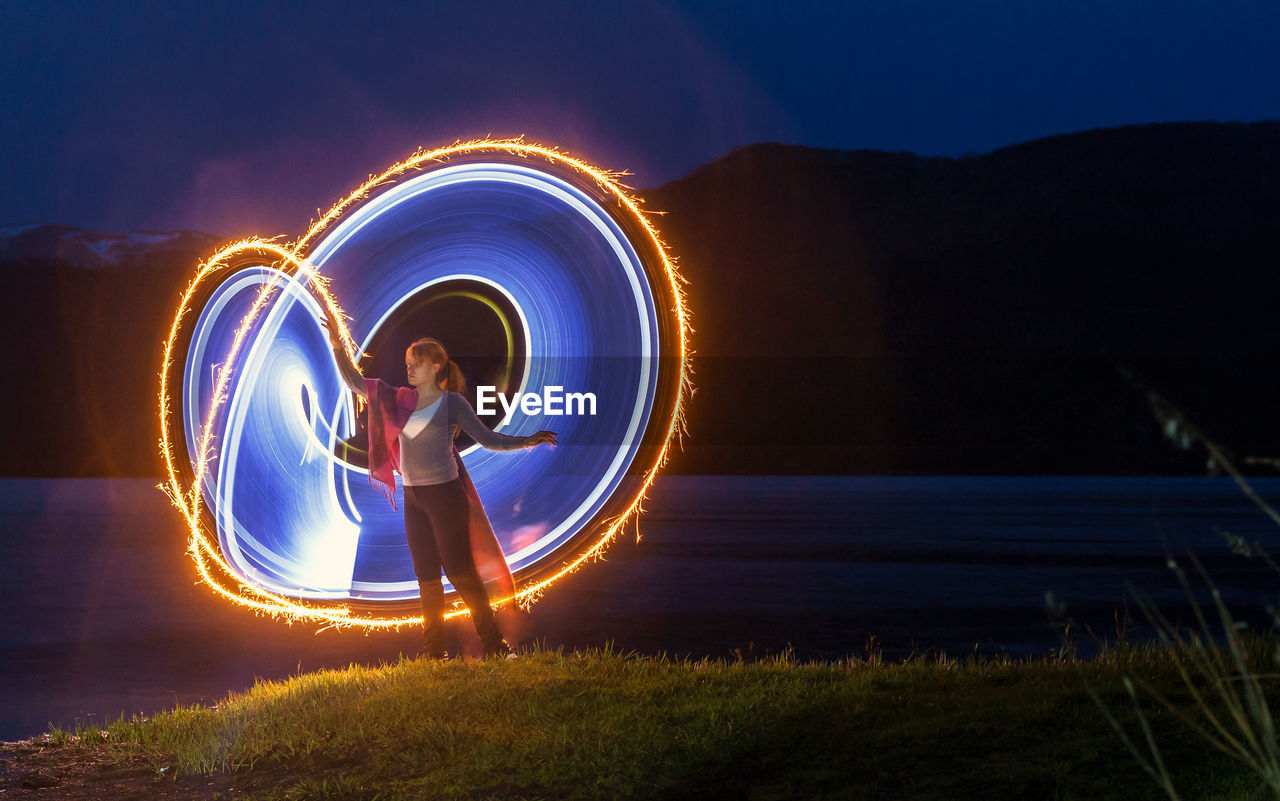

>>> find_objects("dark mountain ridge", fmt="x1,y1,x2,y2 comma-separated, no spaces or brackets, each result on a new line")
641,121,1279,474
3,121,1277,476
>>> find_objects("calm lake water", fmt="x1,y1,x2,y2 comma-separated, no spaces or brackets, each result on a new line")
3,475,1279,740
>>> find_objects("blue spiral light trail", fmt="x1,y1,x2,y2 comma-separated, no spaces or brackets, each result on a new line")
181,160,664,605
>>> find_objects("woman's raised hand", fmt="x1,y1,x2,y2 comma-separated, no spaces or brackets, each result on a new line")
319,316,344,350
527,431,558,448
320,317,369,399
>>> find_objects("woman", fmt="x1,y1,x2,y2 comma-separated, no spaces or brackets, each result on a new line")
321,317,557,660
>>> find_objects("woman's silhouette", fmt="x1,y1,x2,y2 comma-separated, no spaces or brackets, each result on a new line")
321,318,556,659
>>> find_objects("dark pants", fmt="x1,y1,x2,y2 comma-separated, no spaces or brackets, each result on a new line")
403,478,502,652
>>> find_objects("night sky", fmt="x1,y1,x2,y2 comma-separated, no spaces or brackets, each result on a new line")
3,0,1277,238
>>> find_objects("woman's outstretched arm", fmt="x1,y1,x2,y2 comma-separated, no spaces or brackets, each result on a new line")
320,317,368,401
450,393,558,450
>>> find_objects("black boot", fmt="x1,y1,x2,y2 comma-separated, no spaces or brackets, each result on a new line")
418,578,449,659
450,572,513,657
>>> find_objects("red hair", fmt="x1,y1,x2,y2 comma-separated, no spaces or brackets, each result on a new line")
406,337,466,394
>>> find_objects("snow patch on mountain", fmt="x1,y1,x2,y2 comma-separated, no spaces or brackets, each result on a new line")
0,223,44,237
1,224,221,268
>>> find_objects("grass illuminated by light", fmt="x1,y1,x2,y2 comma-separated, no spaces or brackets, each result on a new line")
44,637,1272,800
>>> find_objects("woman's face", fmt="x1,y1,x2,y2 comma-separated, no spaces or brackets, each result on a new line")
405,354,440,388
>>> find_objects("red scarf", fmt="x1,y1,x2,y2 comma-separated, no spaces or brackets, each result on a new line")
364,377,516,610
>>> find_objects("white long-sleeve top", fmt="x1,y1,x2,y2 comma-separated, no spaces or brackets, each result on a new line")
398,391,528,486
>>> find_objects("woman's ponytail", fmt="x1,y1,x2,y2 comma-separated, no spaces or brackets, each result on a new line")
443,359,467,395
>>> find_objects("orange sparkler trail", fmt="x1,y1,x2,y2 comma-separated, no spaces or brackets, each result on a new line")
157,136,694,630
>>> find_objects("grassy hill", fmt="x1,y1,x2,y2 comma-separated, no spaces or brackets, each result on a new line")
3,636,1274,800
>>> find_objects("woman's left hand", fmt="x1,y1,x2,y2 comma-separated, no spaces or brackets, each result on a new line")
527,431,558,447
319,316,344,351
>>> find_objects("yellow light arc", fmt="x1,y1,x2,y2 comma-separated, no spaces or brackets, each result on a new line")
422,288,519,385
156,136,695,631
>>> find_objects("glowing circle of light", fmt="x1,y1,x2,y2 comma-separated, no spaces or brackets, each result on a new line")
157,138,693,630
